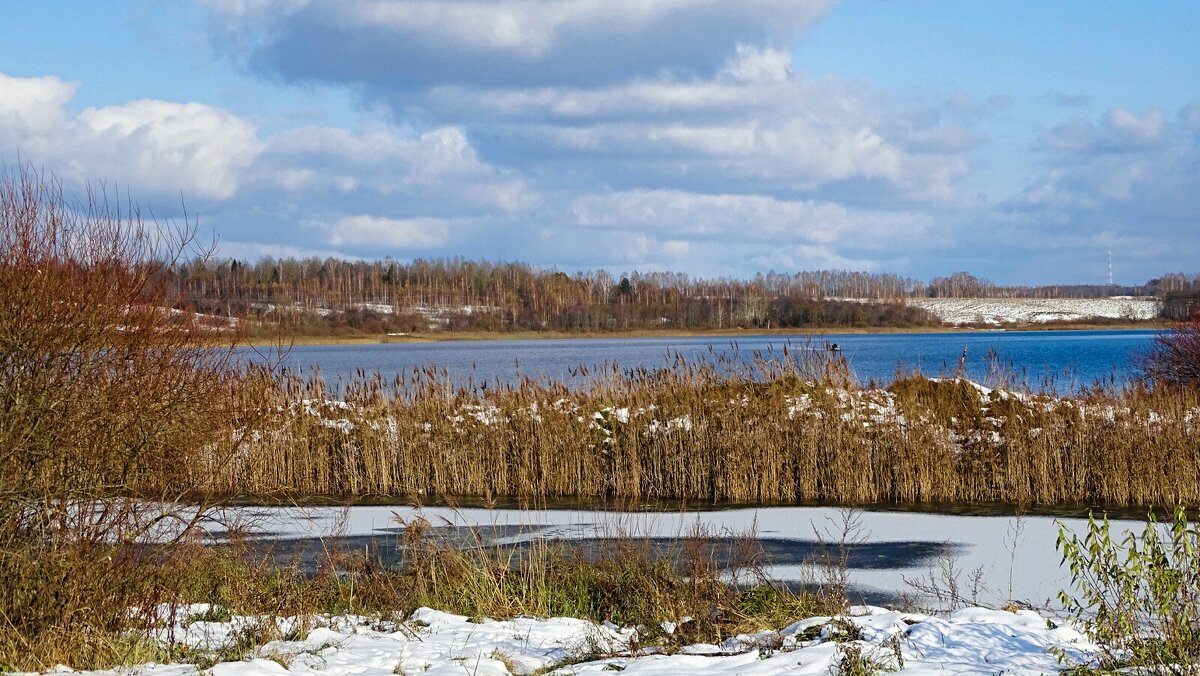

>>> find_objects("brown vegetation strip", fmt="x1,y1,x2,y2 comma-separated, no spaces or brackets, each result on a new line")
191,351,1200,507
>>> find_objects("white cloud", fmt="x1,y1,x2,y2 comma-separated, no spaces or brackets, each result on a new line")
74,100,262,199
574,190,846,242
572,189,933,250
749,244,881,272
662,240,690,258
1002,104,1200,275
1039,108,1167,155
0,71,532,259
542,227,694,267
1038,117,1096,153
327,214,451,248
428,81,746,120
0,73,261,200
194,0,975,264
219,239,349,261
259,124,535,210
1104,108,1165,149
0,73,76,139
422,64,969,201
719,44,791,84
527,118,911,192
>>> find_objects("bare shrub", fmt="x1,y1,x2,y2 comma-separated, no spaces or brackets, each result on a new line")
0,167,259,667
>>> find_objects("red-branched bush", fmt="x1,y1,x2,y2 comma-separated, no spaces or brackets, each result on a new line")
1140,309,1200,389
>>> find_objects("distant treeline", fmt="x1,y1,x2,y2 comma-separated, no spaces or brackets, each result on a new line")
164,257,1200,333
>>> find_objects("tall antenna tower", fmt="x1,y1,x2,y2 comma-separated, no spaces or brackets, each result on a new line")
1107,248,1113,286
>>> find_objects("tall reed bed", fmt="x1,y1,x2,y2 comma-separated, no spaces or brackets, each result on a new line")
200,347,1200,507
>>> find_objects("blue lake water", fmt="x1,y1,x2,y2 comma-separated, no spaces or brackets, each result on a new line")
255,329,1158,393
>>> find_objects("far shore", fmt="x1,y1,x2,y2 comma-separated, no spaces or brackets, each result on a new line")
237,320,1170,348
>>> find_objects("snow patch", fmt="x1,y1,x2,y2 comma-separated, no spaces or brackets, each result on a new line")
909,297,1160,325
68,605,1100,676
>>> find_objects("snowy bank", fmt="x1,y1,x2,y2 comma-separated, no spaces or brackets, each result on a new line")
907,297,1161,325
56,605,1099,676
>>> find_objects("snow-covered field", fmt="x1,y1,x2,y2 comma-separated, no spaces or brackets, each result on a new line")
67,604,1099,676
907,297,1161,325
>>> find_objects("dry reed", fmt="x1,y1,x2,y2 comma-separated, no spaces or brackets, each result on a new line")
192,347,1200,508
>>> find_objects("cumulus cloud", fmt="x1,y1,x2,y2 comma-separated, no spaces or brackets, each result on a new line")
11,3,1192,282
190,0,982,270
0,73,260,200
257,124,535,212
748,244,882,272
1104,108,1165,148
572,189,934,252
520,119,903,189
206,0,835,88
1027,106,1195,208
574,190,836,241
719,44,792,84
998,103,1200,275
1038,108,1167,155
0,70,541,263
74,100,262,199
0,73,76,140
1038,117,1096,154
424,65,972,201
203,0,971,205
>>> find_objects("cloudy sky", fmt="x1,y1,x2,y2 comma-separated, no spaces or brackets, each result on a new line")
1,1,1197,284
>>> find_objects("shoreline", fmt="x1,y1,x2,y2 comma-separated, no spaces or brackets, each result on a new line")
220,493,1158,520
240,321,1169,348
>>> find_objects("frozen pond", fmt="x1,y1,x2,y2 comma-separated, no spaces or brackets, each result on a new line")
255,329,1157,394
219,505,1145,611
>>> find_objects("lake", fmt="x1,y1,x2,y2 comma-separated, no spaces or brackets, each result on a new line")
258,329,1157,393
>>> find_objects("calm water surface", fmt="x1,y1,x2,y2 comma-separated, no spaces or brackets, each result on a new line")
257,329,1157,393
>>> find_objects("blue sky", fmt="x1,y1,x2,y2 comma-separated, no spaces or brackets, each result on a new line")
1,0,1197,284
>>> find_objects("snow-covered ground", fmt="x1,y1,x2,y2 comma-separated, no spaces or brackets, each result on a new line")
58,603,1100,676
907,297,1161,325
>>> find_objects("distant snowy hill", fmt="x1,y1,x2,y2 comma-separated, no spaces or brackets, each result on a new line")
907,297,1161,325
